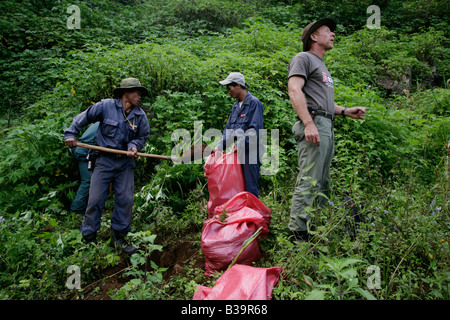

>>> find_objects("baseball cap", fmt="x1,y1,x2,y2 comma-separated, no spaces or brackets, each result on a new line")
219,72,246,87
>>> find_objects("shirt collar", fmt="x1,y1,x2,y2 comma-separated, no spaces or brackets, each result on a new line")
234,91,252,108
242,91,252,105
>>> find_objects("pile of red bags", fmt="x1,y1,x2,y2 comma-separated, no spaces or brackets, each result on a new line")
202,152,274,275
198,151,282,300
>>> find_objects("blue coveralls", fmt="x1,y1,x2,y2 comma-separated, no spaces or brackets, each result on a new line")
218,92,264,198
64,99,150,236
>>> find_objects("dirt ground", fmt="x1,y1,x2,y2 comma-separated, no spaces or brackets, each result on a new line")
82,236,204,300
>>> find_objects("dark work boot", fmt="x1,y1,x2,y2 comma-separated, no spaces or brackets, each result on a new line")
291,230,310,244
83,231,97,244
110,229,137,255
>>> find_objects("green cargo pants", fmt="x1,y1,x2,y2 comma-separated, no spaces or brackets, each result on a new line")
289,115,335,232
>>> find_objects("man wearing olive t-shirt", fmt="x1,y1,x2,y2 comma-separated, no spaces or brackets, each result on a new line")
288,18,366,243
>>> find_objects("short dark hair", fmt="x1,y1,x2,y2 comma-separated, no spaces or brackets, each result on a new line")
227,82,247,90
123,88,146,96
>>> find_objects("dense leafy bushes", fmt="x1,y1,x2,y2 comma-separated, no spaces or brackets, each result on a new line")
0,0,448,300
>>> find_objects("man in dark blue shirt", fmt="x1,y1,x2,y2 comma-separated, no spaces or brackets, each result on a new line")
64,78,150,254
214,72,264,198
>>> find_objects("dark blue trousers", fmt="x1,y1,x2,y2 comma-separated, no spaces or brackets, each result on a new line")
80,155,135,237
241,150,261,198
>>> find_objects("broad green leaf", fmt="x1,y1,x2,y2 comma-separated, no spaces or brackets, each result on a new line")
354,287,377,300
305,289,326,300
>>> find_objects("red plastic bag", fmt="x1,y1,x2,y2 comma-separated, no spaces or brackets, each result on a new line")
204,151,245,215
193,264,283,300
213,191,273,227
201,207,269,276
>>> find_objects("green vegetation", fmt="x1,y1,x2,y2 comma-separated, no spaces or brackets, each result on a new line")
0,0,448,300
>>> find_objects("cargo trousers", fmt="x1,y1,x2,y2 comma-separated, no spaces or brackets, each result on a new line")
289,115,335,233
80,155,136,237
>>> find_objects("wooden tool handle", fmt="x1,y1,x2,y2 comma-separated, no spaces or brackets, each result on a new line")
76,142,173,161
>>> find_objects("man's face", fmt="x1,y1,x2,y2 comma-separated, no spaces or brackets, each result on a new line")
226,84,241,99
124,90,142,107
311,25,335,50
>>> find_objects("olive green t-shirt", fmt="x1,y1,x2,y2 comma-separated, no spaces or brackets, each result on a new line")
288,51,335,114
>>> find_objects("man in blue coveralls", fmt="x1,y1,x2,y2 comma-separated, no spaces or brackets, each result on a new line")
64,78,150,255
214,72,264,198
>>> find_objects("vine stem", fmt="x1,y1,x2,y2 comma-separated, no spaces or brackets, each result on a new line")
227,227,263,270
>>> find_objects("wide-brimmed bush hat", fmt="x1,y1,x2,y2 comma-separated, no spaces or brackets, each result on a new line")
113,77,149,97
301,18,336,51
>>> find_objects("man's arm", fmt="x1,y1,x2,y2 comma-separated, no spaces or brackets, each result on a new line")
288,76,321,146
214,110,234,152
334,103,367,119
64,110,89,148
64,102,103,147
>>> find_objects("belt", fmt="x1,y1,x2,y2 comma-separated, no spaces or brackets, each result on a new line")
297,106,335,122
99,151,127,159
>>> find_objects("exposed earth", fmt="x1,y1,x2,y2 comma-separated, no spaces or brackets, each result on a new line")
81,236,204,300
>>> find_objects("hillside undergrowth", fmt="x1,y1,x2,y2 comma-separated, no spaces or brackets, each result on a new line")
0,0,448,300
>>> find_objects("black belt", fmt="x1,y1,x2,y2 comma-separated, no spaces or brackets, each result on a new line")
297,106,335,122
99,151,126,159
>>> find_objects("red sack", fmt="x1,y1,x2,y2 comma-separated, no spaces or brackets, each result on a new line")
213,191,273,227
193,264,283,300
201,207,268,276
204,151,245,215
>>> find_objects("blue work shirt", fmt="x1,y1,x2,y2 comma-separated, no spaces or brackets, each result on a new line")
217,92,264,164
64,99,150,152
